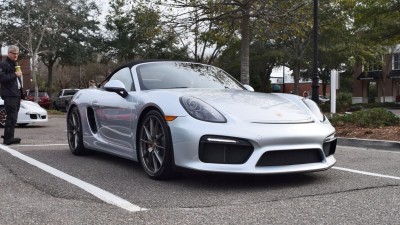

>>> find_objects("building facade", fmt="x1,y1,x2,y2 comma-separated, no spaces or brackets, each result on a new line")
353,45,400,104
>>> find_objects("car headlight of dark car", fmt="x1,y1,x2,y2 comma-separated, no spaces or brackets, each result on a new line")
180,96,226,123
302,98,326,122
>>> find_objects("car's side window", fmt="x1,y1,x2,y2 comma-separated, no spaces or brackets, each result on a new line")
109,67,134,91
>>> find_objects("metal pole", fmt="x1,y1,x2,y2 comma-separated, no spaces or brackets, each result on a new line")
282,66,285,93
312,0,320,103
330,69,337,113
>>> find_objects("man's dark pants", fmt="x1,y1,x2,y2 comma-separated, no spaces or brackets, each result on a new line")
3,96,20,140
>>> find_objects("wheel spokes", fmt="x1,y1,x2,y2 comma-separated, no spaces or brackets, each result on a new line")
140,115,166,174
68,111,81,149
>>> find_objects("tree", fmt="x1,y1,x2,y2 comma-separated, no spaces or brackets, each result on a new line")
162,5,236,63
159,0,304,85
46,0,101,91
1,0,55,101
104,0,187,64
0,0,100,98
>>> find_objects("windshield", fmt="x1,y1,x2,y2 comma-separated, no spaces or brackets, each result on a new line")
136,62,244,90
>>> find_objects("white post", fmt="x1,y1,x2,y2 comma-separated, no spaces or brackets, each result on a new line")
330,70,338,113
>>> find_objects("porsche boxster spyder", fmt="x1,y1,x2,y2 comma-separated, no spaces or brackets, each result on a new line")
67,60,336,179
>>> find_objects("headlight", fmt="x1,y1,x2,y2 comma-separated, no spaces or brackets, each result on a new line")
302,98,325,122
180,96,226,123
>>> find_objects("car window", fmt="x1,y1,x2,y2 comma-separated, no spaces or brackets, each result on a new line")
27,91,48,97
109,67,134,91
64,90,78,96
38,92,48,97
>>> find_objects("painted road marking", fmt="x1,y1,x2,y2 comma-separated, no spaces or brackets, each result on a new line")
15,144,69,147
0,145,147,212
333,166,400,180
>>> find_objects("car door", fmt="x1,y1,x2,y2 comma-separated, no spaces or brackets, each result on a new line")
93,67,137,155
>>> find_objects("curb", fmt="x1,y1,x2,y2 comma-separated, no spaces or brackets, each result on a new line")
337,137,400,151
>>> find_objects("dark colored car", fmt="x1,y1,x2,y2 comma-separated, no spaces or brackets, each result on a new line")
26,90,50,109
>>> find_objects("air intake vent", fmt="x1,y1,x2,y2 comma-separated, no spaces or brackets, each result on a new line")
256,149,323,166
199,136,253,164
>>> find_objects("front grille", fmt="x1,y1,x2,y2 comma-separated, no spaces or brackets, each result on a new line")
29,114,47,120
256,149,323,167
199,135,254,164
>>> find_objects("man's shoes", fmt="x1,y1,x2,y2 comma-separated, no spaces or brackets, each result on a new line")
3,137,21,145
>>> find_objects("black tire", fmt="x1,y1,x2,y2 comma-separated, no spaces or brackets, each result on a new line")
67,106,87,155
17,123,29,127
0,106,6,128
138,110,174,180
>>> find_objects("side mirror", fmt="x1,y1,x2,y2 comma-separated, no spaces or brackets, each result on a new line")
243,84,254,92
104,80,129,97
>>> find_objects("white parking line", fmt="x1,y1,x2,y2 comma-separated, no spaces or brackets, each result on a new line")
0,145,147,212
333,166,400,180
15,144,68,147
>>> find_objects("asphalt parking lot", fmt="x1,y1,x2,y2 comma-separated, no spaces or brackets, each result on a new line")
0,114,400,224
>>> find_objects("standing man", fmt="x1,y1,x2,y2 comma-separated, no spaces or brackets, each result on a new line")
0,45,24,145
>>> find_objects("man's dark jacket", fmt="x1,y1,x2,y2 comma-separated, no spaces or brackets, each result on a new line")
0,57,24,98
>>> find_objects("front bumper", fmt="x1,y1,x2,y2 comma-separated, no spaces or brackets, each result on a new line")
169,116,336,174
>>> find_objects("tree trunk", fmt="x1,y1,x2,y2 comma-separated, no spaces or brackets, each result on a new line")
293,62,301,95
240,9,250,85
45,58,56,97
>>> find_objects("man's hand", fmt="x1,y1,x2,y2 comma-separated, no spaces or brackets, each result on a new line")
15,71,22,77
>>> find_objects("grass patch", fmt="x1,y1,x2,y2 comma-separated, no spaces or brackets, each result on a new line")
47,109,65,115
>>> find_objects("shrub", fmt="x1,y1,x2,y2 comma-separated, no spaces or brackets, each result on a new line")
336,92,353,112
329,108,400,128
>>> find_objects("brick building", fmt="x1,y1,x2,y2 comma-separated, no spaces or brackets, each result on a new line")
352,45,400,103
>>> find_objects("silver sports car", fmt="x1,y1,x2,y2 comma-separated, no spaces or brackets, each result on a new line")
67,60,336,179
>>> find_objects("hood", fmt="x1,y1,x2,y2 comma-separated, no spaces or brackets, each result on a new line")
20,100,47,113
179,89,313,124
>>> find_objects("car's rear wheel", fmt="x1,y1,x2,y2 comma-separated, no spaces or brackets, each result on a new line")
67,106,87,155
0,106,6,128
138,110,173,180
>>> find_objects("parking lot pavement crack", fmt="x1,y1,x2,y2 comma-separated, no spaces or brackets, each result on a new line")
5,166,103,204
174,184,400,210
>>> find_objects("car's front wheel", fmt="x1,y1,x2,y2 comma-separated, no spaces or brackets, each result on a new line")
67,106,87,155
138,110,173,180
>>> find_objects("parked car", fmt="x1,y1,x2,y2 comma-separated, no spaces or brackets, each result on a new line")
25,90,51,109
52,89,80,111
0,98,48,127
67,60,337,180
